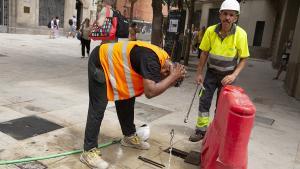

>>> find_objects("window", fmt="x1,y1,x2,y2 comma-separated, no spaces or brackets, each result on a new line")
24,6,30,13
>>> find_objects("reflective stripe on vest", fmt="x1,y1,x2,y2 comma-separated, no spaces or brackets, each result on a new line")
121,42,135,98
105,42,140,100
107,43,119,100
208,53,237,72
196,116,210,129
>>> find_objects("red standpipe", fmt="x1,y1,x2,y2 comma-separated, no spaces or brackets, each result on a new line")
201,85,256,169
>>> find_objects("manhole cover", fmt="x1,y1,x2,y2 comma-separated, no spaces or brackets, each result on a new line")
108,102,172,122
0,116,63,140
16,160,47,169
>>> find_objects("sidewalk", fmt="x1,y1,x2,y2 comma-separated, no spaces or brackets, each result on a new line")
0,33,299,169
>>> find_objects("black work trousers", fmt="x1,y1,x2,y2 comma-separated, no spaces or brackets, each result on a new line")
198,69,229,113
83,55,136,151
81,38,91,57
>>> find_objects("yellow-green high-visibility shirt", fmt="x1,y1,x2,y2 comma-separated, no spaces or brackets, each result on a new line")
200,24,250,73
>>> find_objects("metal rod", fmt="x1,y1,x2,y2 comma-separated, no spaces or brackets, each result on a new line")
138,156,165,168
184,84,199,123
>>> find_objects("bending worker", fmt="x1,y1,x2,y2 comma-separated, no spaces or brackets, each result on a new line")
80,41,186,168
189,0,250,142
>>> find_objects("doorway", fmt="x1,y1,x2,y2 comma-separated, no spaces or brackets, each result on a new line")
76,0,83,30
208,8,220,27
39,0,65,27
0,0,8,33
253,21,265,46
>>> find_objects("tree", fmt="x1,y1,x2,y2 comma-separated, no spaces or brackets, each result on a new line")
151,0,163,46
151,0,183,46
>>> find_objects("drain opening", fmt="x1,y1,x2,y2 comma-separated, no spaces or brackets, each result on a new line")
163,147,188,159
164,147,200,166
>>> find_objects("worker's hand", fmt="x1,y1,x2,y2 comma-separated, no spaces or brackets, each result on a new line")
170,63,186,81
195,73,204,85
221,74,237,85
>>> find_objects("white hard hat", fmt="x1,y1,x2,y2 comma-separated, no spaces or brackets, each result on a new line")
220,0,240,14
136,124,150,141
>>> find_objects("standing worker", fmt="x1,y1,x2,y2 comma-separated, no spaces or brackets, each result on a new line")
189,0,250,142
80,41,186,168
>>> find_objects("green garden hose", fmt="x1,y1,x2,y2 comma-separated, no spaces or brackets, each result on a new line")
0,139,120,165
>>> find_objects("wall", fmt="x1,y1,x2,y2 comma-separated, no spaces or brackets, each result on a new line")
199,3,220,28
285,6,300,99
7,0,94,34
63,0,76,30
271,0,300,67
16,0,38,28
239,0,276,48
116,0,168,22
8,0,17,33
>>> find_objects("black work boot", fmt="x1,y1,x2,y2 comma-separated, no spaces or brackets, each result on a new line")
189,130,206,142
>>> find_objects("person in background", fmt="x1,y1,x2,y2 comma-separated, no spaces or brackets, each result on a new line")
192,27,199,53
95,0,116,43
195,26,206,58
189,0,250,142
96,0,114,27
67,15,77,38
49,17,55,39
79,18,92,59
54,16,59,38
129,22,140,41
72,15,77,30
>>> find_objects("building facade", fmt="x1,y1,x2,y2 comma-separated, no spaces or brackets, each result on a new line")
0,0,98,34
0,0,165,35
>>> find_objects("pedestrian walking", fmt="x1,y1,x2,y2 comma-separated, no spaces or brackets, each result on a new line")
195,26,206,58
189,0,250,142
67,16,77,38
54,16,59,38
80,41,186,169
79,18,92,58
48,17,55,39
95,0,117,43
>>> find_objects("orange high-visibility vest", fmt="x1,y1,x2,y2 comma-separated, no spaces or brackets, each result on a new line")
99,41,169,101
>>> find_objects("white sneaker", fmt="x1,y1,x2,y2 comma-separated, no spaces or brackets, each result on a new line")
80,148,109,169
121,134,150,150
